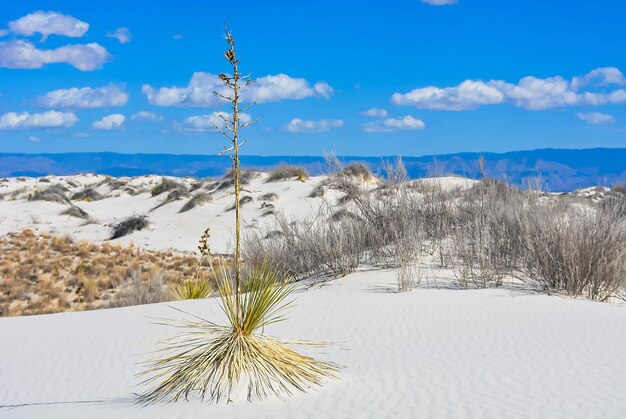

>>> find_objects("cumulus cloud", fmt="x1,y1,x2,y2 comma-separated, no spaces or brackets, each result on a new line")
362,115,425,132
360,108,388,118
142,72,334,107
131,111,162,121
178,111,252,132
92,114,125,130
7,11,89,41
37,84,128,108
391,67,626,111
0,110,77,129
284,118,344,134
577,112,616,125
106,27,131,44
421,0,458,5
0,40,110,71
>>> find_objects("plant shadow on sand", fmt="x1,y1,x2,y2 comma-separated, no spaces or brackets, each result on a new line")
0,397,135,411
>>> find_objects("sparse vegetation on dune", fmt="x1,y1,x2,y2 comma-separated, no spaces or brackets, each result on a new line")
71,188,104,202
29,184,70,204
266,165,309,182
0,229,217,316
109,215,150,240
246,160,626,300
179,192,213,213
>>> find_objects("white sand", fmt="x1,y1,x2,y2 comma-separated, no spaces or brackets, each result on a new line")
1,268,625,418
1,174,624,418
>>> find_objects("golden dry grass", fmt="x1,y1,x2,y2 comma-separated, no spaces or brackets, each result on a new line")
0,229,217,317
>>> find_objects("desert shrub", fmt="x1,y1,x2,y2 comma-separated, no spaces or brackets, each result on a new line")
179,192,212,213
226,195,253,211
266,165,309,182
61,205,89,220
71,188,104,202
29,184,69,204
214,169,256,192
612,183,626,195
258,192,278,202
110,270,171,308
341,163,374,181
151,188,190,211
152,178,181,197
519,204,626,301
109,215,150,239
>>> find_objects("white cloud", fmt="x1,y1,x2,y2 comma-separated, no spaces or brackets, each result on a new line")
0,110,78,129
284,118,344,134
179,111,251,132
362,115,426,132
577,112,616,125
0,40,110,71
361,108,388,118
0,30,7,37
73,132,90,138
142,72,334,107
92,114,125,130
7,11,89,41
172,34,183,40
131,111,162,121
421,0,458,5
391,67,626,111
28,135,40,142
37,84,128,108
106,27,131,44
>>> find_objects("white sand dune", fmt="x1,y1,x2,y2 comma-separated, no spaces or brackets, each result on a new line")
1,268,626,418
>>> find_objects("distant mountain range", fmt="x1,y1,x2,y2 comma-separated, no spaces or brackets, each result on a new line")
1,148,625,192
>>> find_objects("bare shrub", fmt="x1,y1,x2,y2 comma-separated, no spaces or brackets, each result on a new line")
151,188,190,211
341,163,374,181
30,184,69,204
179,192,212,213
214,169,256,192
266,165,309,182
151,178,181,197
71,188,104,202
258,192,278,202
226,195,253,211
519,204,626,301
61,205,89,220
110,270,171,308
109,215,150,239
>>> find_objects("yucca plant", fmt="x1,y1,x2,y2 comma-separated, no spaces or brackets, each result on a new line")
139,27,337,404
139,262,336,403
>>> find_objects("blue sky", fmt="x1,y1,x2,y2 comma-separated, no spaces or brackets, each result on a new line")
1,0,626,156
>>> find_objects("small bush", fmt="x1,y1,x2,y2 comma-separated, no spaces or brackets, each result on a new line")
341,163,374,181
109,215,150,240
110,270,170,308
227,195,253,211
214,169,256,192
152,188,190,211
258,192,278,202
266,165,309,182
152,178,181,197
29,184,69,204
179,192,212,213
71,188,104,202
61,205,89,220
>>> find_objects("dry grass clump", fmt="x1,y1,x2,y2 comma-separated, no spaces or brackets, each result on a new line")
139,262,336,404
29,184,70,204
109,215,150,240
110,270,171,307
340,163,375,182
61,205,90,220
214,169,257,192
0,230,219,316
258,192,278,202
266,165,309,183
180,192,213,213
226,195,253,212
71,188,104,202
152,178,183,197
152,188,191,211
